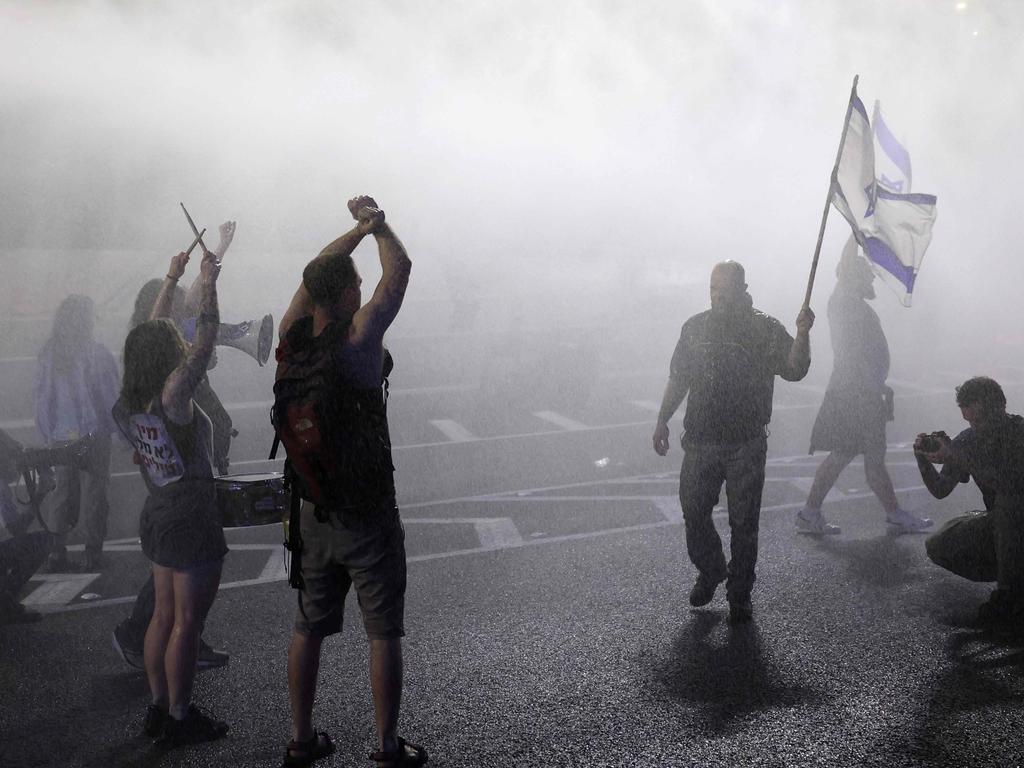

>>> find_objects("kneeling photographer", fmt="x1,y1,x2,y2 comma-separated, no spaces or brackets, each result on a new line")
914,376,1024,629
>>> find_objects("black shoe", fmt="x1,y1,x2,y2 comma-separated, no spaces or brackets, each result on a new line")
689,574,723,607
157,704,229,747
143,704,167,738
728,597,753,623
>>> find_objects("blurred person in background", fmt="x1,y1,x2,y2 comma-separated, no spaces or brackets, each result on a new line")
33,294,119,572
797,237,932,535
112,245,229,746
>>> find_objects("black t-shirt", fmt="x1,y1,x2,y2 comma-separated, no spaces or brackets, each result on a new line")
940,413,1024,510
670,304,800,444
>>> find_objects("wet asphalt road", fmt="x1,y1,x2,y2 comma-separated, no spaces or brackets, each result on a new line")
3,357,1024,767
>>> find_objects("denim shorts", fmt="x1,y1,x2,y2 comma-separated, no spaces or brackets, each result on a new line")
293,499,407,639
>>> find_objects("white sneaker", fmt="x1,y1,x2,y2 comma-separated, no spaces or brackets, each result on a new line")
886,507,933,534
796,508,841,535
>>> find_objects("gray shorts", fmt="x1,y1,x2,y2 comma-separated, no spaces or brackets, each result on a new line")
294,499,407,639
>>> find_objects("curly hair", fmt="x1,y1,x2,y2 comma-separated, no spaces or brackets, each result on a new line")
955,376,1006,412
121,319,187,412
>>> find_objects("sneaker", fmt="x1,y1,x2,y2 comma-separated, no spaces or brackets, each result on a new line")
728,597,754,624
143,704,167,738
197,639,229,670
689,574,724,607
886,508,933,534
796,508,841,535
157,704,229,747
112,623,145,670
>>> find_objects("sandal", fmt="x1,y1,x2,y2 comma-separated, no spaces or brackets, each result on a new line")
369,736,428,766
282,731,336,767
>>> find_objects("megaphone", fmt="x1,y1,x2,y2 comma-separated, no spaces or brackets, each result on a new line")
218,314,274,366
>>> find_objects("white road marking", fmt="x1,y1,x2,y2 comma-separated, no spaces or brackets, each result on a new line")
429,419,477,442
23,573,100,606
258,548,289,581
533,411,588,431
652,496,683,522
778,476,858,500
474,518,525,549
630,400,661,412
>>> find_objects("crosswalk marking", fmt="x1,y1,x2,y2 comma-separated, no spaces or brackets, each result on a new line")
474,518,524,549
652,496,683,523
23,573,100,606
429,419,477,442
781,476,858,500
629,400,661,412
533,411,587,431
259,548,289,581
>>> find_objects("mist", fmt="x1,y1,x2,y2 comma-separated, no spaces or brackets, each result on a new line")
2,0,1023,384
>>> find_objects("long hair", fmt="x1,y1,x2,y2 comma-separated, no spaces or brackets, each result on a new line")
121,319,187,412
129,279,187,330
44,295,95,374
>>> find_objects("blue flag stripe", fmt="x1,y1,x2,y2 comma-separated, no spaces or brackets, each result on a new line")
873,102,913,185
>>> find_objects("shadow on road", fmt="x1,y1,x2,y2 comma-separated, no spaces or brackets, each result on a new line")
650,611,828,736
809,532,925,589
907,630,1024,764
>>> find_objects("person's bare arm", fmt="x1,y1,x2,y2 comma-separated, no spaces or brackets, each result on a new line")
150,252,191,320
653,375,689,456
782,306,815,381
348,197,411,348
161,250,221,424
185,221,236,314
278,224,368,341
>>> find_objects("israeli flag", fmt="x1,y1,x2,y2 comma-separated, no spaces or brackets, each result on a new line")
830,89,937,306
873,101,912,194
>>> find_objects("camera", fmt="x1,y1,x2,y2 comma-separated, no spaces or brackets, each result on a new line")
918,431,948,453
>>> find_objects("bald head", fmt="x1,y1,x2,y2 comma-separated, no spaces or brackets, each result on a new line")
710,260,747,312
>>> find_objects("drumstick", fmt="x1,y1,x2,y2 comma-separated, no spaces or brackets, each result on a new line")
184,228,207,256
180,202,212,258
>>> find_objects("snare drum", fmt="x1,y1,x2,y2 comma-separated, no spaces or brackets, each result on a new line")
214,472,289,528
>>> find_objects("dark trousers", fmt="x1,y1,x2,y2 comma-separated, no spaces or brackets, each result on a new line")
47,433,112,556
679,435,767,602
0,531,53,599
925,494,1024,597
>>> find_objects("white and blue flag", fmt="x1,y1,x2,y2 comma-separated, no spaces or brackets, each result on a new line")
830,87,937,306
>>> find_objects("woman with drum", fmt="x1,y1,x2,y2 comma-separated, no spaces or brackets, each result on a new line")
112,245,229,747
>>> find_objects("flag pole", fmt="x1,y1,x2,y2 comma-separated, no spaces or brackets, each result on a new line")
803,74,859,309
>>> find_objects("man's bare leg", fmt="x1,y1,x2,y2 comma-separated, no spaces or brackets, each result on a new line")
369,637,403,752
288,630,323,742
